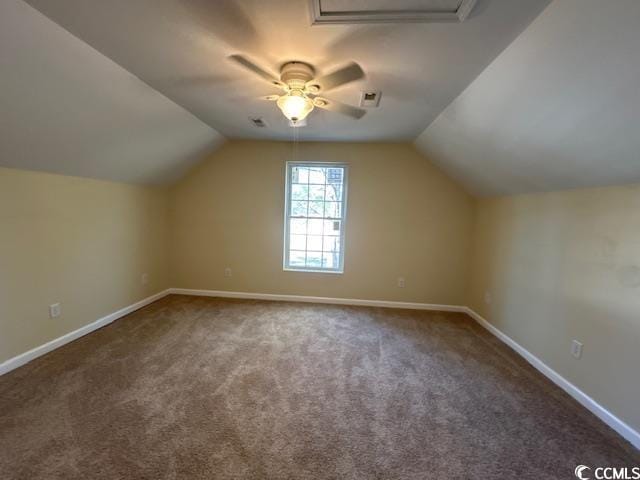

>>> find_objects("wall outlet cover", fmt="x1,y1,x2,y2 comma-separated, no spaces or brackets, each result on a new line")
571,340,583,359
49,303,61,319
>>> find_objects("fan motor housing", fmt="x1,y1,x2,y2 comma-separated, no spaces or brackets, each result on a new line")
280,61,314,90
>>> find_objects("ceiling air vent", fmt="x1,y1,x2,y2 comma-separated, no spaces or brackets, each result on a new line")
249,117,267,128
360,91,381,108
310,0,477,24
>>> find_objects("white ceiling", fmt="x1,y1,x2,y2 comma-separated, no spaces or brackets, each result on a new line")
415,0,640,196
8,0,637,196
23,0,550,142
0,0,224,185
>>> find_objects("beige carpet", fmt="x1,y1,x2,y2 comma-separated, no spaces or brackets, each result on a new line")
0,295,638,479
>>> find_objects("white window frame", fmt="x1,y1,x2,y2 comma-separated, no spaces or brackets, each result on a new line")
283,161,348,274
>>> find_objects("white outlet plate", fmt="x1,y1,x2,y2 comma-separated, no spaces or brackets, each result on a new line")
571,340,583,359
397,277,405,288
141,273,149,285
49,303,61,319
484,292,492,304
224,267,232,278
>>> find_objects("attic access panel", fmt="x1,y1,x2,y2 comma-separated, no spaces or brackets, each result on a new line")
310,0,477,24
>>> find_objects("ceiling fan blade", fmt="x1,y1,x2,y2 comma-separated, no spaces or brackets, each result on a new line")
312,63,365,92
228,54,282,86
314,97,366,120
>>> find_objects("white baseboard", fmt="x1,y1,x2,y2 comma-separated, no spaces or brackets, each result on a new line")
464,307,640,450
168,288,467,312
2,286,637,451
0,289,172,376
0,288,459,377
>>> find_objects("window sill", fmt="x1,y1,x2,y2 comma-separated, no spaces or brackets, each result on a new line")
283,267,344,275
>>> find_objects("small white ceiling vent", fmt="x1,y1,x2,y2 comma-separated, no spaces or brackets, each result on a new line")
310,0,477,24
360,91,381,108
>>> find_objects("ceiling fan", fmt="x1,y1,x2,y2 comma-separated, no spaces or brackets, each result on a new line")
229,54,367,124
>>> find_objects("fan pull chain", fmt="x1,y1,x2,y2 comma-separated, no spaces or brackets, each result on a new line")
291,121,300,162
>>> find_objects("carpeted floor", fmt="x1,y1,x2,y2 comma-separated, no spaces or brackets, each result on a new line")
0,295,638,479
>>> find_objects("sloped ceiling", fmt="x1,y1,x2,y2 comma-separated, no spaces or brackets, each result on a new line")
6,0,637,195
415,0,640,196
23,0,549,142
0,0,224,185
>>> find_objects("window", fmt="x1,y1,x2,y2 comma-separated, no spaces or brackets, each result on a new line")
284,162,348,273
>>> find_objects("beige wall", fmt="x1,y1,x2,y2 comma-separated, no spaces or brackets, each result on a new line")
169,141,475,305
468,184,640,432
0,167,169,363
3,141,638,437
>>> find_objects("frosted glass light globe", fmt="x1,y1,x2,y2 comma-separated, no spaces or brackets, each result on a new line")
277,90,314,122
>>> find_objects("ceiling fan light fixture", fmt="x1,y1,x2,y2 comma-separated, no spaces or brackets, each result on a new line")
228,55,366,122
276,90,314,123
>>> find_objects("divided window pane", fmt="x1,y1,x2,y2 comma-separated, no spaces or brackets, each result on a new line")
284,163,347,272
291,200,308,217
309,185,325,200
290,234,306,250
291,184,309,200
325,184,342,202
290,218,307,234
324,202,341,218
322,236,340,252
308,201,324,217
289,251,306,266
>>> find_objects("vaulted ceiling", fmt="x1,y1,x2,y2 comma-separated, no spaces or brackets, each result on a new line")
414,0,640,195
2,0,639,194
22,0,549,142
0,0,224,185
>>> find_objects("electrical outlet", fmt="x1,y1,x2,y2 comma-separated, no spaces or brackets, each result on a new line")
49,303,61,319
397,277,405,288
224,267,232,278
484,291,492,304
141,273,149,285
571,340,583,359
